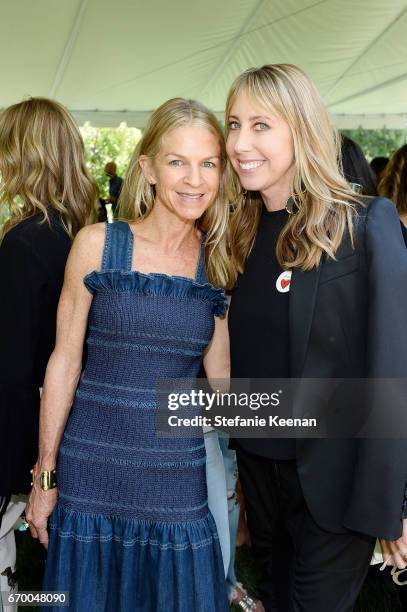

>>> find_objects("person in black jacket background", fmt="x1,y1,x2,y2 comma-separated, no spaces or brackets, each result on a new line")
340,134,377,196
225,64,407,611
379,144,407,229
0,97,97,600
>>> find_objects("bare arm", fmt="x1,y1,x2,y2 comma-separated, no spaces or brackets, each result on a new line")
37,232,97,469
26,224,104,546
203,297,231,391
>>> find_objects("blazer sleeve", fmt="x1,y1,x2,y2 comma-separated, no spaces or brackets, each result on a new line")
0,233,46,495
365,197,407,377
344,197,407,540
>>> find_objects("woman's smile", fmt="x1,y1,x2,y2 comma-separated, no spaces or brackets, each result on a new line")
237,160,266,172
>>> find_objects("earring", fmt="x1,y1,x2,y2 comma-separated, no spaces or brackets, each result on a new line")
285,196,295,214
285,196,299,214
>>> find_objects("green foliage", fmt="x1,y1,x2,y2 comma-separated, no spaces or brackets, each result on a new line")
0,124,141,229
80,123,141,198
342,128,406,161
1,125,405,231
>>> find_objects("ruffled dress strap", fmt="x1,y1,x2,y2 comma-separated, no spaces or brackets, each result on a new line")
101,221,133,272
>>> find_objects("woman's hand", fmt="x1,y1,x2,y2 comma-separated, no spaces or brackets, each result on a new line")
380,518,407,569
25,481,58,549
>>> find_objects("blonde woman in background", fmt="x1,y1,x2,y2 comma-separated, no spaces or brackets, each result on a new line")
0,97,97,606
379,144,407,228
26,98,231,611
225,64,407,611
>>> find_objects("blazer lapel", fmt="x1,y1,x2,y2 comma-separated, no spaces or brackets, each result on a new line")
289,265,321,377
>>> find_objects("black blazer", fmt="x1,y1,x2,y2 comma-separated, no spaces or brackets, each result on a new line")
0,211,71,496
290,197,407,540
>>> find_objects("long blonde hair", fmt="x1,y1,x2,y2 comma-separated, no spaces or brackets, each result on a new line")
0,97,98,239
378,144,407,216
119,97,234,288
226,64,361,283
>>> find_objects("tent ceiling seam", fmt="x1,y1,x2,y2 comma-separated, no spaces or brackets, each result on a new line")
329,69,407,108
95,0,329,95
49,0,89,98
199,0,268,98
238,0,329,43
324,5,407,100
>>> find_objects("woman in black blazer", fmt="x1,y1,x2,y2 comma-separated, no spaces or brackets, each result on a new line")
0,98,97,591
224,64,407,612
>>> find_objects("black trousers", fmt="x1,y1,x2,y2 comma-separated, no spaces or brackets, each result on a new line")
236,446,375,612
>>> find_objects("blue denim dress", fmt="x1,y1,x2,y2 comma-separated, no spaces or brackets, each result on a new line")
43,222,229,612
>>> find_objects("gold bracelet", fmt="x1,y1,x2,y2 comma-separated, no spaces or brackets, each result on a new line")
30,466,57,491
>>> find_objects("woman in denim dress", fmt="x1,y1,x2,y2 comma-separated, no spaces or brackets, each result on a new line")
26,98,232,612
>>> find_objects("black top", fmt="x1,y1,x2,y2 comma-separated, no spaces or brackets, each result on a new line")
109,175,123,212
0,210,71,495
229,206,296,459
108,175,123,200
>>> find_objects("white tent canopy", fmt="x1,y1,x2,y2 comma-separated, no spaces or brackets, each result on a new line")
1,0,407,128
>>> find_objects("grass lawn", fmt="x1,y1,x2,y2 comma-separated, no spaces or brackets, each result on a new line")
15,531,404,611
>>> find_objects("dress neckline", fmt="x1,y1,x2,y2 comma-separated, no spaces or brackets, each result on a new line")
84,222,226,315
124,221,205,283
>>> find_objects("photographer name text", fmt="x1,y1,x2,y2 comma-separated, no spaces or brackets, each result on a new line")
167,415,317,428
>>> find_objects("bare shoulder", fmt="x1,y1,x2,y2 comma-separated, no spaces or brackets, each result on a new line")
68,222,106,278
75,222,106,246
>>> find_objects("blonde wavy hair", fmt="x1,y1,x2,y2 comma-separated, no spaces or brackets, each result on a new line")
119,97,234,288
378,144,407,216
226,64,361,282
0,97,98,239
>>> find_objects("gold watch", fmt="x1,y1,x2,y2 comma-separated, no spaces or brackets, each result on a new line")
30,466,57,491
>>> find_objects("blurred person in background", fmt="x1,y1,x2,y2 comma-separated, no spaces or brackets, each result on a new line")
0,97,97,606
206,429,264,611
105,161,123,213
341,135,377,196
370,156,389,185
379,144,407,228
98,162,123,221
